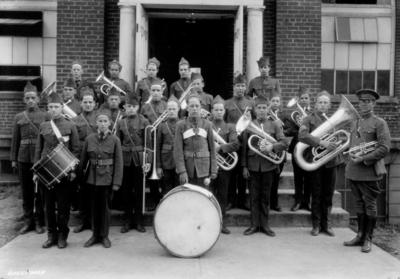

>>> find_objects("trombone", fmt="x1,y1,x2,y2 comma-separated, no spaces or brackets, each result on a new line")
287,97,308,127
96,71,127,96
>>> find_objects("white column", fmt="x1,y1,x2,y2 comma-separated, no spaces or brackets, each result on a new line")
246,6,265,83
118,5,136,89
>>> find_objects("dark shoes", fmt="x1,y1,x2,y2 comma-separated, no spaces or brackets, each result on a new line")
19,223,33,234
362,216,377,253
260,226,276,237
311,226,320,236
221,225,230,235
120,223,130,233
322,227,335,237
271,205,282,212
58,238,67,249
35,225,45,234
84,236,99,248
344,213,365,247
133,224,146,233
237,203,251,211
244,227,259,236
291,203,301,212
302,202,311,211
73,222,91,233
42,238,57,249
84,236,111,248
102,237,111,248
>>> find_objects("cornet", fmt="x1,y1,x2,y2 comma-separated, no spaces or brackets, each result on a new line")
213,129,238,171
236,109,286,165
144,79,167,104
287,97,308,127
294,95,360,171
96,71,127,96
343,141,378,156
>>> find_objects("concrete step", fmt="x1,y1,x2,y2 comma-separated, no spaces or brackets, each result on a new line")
68,207,349,228
275,189,342,208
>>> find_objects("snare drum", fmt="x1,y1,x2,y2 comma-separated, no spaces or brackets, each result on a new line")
31,143,79,188
154,184,222,258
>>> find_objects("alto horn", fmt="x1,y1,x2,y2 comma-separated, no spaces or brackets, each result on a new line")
236,108,285,165
294,95,360,171
213,129,238,171
96,71,127,96
287,97,308,127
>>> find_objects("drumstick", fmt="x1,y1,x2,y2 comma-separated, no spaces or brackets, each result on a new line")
203,177,211,186
35,180,38,194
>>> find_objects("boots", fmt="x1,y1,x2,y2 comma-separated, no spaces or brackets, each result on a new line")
344,213,365,247
362,216,377,253
311,221,320,236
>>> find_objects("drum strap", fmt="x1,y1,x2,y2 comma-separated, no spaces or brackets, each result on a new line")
80,114,91,132
23,111,39,133
232,101,243,116
50,120,69,143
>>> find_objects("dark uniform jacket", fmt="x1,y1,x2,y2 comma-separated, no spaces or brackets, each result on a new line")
135,77,168,104
156,118,178,170
345,112,391,181
11,107,50,163
78,131,123,186
66,98,82,115
224,96,256,124
174,117,218,178
211,119,240,160
115,115,152,167
170,78,191,100
34,116,80,172
195,91,213,113
298,111,344,168
72,110,97,150
242,119,288,172
140,100,167,125
99,77,132,105
246,76,281,100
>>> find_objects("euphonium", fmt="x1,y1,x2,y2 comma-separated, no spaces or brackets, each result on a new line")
96,71,127,96
294,95,360,171
236,109,286,165
287,97,308,127
213,129,238,171
145,79,167,104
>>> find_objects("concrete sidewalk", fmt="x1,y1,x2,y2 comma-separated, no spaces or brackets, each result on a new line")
0,227,399,279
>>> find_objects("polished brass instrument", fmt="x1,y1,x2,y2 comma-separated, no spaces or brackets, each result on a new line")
178,83,194,110
287,97,308,127
96,71,127,96
266,104,285,128
343,141,378,156
40,81,56,101
236,108,286,165
144,79,167,104
294,95,360,171
200,109,211,119
62,100,78,119
213,128,238,171
111,110,123,135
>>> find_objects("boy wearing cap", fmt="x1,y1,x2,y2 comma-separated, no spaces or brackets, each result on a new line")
116,96,152,234
344,89,390,253
174,91,218,188
170,57,192,100
156,95,181,196
135,57,168,105
246,57,281,100
98,59,132,107
290,86,313,212
33,91,80,249
210,95,240,234
62,78,82,115
11,82,49,235
224,73,256,212
299,91,343,237
71,92,98,233
242,97,288,237
191,73,213,115
100,88,125,124
70,57,97,101
78,109,123,248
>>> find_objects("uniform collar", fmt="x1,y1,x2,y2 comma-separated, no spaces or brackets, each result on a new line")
26,106,38,113
213,119,224,125
83,110,94,117
127,114,138,120
256,117,267,124
52,115,65,123
233,95,243,101
168,117,178,124
360,111,374,120
188,116,200,124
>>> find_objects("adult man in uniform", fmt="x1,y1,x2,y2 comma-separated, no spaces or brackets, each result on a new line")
191,73,213,116
299,91,343,237
70,57,98,102
72,90,98,233
210,95,240,234
241,97,288,237
344,89,391,253
11,81,49,235
33,91,80,249
170,57,191,100
116,96,152,234
246,57,281,100
224,73,255,211
135,57,168,105
174,91,218,188
62,78,82,116
156,95,180,196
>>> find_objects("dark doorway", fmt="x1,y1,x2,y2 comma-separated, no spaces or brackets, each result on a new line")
149,17,234,99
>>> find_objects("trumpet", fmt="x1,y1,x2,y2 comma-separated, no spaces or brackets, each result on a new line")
343,141,378,156
213,129,238,171
294,95,360,171
287,97,308,127
111,110,123,135
144,79,167,104
266,104,285,128
236,108,285,165
96,71,127,96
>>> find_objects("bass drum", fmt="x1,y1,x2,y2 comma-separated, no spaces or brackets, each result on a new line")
154,184,222,258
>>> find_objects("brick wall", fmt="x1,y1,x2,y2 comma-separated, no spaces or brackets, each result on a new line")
104,0,120,69
56,0,105,92
0,101,25,134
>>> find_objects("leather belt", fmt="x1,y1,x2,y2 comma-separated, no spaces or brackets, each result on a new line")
20,139,37,145
184,151,210,158
122,145,144,152
90,159,114,166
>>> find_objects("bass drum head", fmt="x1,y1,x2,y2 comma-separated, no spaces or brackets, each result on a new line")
154,185,221,258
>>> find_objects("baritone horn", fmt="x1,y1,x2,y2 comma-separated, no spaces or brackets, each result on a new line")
287,97,308,127
96,71,127,96
294,95,360,171
213,129,238,171
236,108,285,165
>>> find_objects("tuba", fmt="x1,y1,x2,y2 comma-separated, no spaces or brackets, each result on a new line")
294,95,360,171
96,71,127,96
236,109,286,165
213,129,238,171
287,97,308,127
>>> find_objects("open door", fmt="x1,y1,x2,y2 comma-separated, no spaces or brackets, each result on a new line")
135,4,149,88
233,5,243,75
